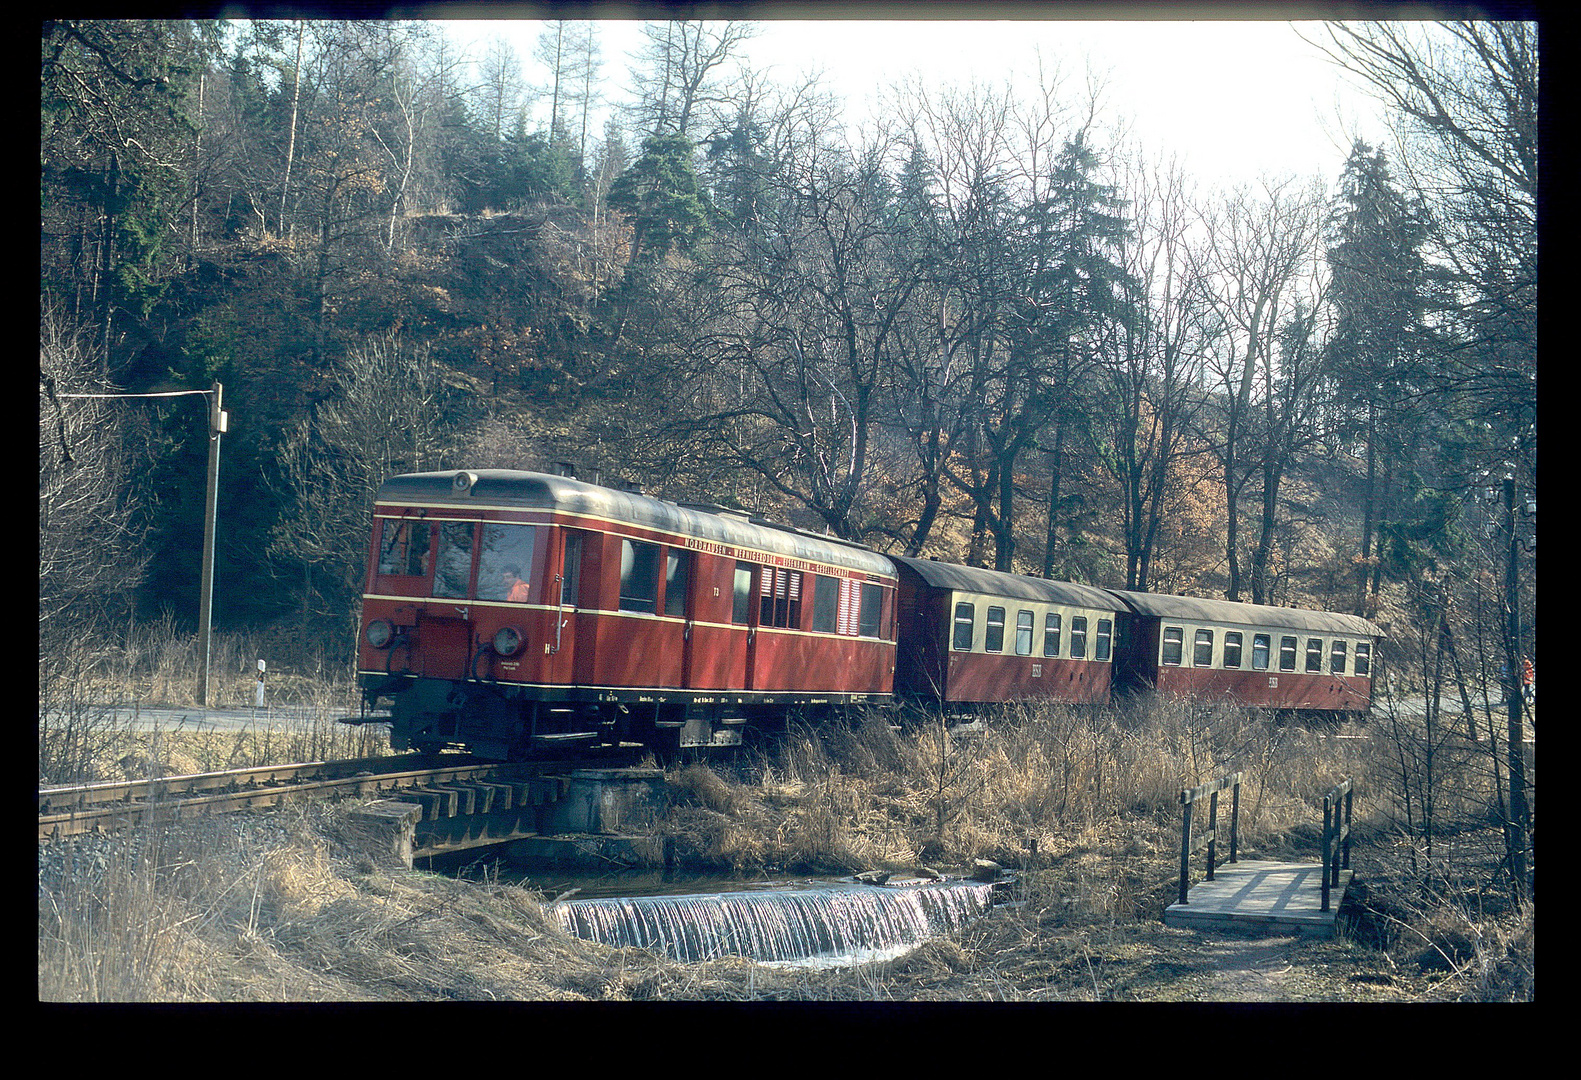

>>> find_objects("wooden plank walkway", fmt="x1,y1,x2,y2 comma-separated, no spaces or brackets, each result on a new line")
1164,860,1352,937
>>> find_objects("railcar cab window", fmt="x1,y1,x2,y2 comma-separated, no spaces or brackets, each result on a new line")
985,607,1006,653
378,519,431,577
1279,636,1298,672
1162,626,1184,666
1070,616,1088,659
1194,628,1214,667
1330,639,1347,674
1252,634,1271,670
1044,613,1061,657
1096,619,1112,662
1016,610,1035,656
619,539,661,613
953,602,976,651
1306,637,1324,673
433,521,475,598
477,524,538,602
1355,642,1372,676
1224,631,1244,669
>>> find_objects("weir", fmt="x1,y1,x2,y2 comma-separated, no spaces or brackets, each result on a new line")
555,878,997,965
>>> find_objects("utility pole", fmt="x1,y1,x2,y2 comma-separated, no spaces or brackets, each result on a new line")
198,381,226,707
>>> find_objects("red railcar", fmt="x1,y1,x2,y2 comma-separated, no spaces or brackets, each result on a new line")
357,470,897,758
1106,590,1383,716
893,557,1128,711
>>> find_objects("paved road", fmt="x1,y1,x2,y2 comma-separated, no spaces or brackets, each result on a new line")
41,702,335,734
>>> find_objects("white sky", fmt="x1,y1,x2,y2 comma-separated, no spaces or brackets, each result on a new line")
439,17,1391,192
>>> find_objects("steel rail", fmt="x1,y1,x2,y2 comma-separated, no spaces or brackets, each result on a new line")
38,755,571,841
37,754,447,814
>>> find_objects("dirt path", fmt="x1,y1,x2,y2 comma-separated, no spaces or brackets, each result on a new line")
1188,932,1302,1001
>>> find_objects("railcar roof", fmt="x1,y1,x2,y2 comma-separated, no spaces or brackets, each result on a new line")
1106,589,1384,637
893,556,1127,611
375,470,896,577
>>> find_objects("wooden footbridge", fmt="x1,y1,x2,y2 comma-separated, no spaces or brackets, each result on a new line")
1164,774,1355,938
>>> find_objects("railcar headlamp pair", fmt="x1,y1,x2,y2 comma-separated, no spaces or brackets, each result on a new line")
367,619,521,658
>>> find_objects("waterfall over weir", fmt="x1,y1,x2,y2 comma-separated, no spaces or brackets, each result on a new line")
555,879,997,966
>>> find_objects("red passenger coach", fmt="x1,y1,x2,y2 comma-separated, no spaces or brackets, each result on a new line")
1107,591,1383,717
892,557,1127,711
356,470,898,758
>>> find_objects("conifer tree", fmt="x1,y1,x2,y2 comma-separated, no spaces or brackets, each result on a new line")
1324,139,1431,612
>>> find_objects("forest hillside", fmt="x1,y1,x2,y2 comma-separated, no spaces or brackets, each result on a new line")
40,18,1535,679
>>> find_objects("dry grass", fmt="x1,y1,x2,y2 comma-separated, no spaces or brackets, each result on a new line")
38,695,1532,1001
40,622,387,785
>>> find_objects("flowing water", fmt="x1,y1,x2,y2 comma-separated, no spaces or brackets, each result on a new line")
553,877,997,967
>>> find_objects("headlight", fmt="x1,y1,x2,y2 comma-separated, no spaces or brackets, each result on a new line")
493,626,523,657
365,619,394,649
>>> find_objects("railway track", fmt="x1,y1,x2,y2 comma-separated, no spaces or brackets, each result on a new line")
37,754,590,843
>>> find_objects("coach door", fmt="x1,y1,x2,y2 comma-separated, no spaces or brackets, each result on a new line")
551,529,586,687
420,520,477,681
663,546,699,690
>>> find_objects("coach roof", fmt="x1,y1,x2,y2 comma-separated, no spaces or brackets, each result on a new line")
1106,589,1384,637
375,470,896,577
893,556,1127,612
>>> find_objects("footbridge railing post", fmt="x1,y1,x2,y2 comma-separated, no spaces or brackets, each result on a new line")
1177,772,1243,907
1321,778,1353,913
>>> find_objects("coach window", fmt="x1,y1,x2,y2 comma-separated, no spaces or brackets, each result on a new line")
732,563,754,624
619,539,661,613
1095,619,1113,662
985,607,1006,653
1252,634,1270,670
1306,637,1324,673
432,521,475,599
665,549,692,618
1224,631,1244,669
1070,616,1088,659
378,520,431,578
761,567,803,628
1330,639,1347,674
1355,642,1371,676
1194,628,1214,667
1162,626,1184,666
1043,613,1061,657
1279,636,1298,672
478,524,539,602
860,582,884,638
953,603,976,651
813,575,839,633
1016,611,1035,656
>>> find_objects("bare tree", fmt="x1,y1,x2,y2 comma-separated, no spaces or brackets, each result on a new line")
669,128,920,541
270,334,459,628
39,313,149,634
1088,149,1213,590
1196,176,1327,602
476,33,525,145
631,21,757,140
1304,20,1536,475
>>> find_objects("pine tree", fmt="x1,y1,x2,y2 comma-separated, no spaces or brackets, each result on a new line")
606,134,713,264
